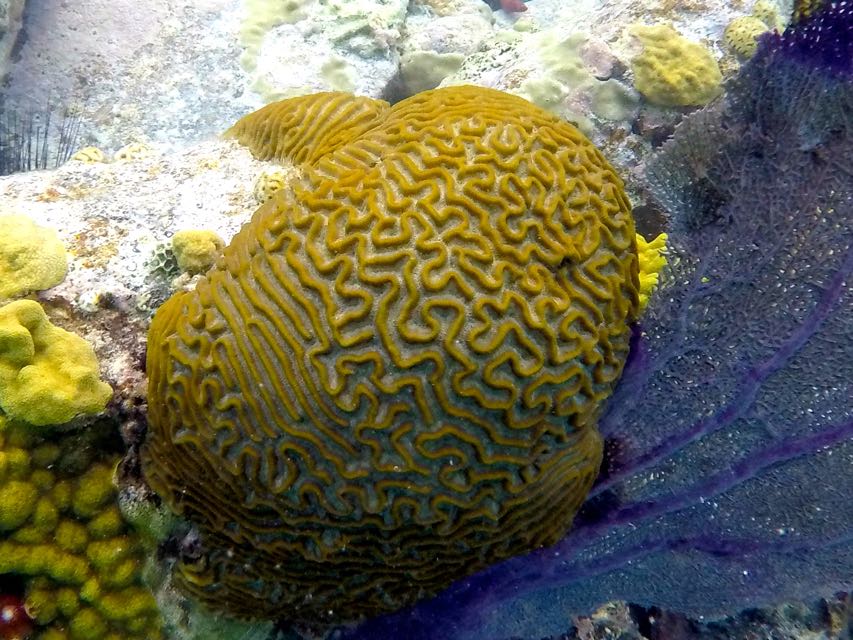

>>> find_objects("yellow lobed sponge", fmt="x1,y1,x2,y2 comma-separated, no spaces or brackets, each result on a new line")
629,24,723,107
0,215,68,300
0,300,112,426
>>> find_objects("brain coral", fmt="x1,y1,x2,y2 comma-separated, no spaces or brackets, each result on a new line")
143,85,640,625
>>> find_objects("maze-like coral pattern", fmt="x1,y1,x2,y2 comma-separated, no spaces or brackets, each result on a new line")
225,91,390,166
143,86,639,624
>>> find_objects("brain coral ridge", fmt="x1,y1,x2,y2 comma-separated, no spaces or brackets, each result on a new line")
143,85,640,626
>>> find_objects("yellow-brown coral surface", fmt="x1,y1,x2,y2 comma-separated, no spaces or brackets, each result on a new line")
143,86,640,624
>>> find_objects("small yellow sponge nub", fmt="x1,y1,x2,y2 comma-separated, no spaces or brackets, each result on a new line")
252,168,290,203
0,215,68,300
170,230,225,275
0,300,113,426
752,0,781,28
70,147,107,163
629,24,723,107
114,143,153,163
793,0,824,22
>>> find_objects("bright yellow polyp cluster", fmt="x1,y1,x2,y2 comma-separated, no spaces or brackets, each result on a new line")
0,418,162,639
144,86,640,625
0,215,68,300
636,233,668,311
629,24,723,107
0,300,112,426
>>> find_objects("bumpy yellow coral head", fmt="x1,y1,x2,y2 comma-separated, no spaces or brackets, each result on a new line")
725,16,770,59
143,86,639,625
0,419,162,638
252,167,292,203
629,24,723,106
170,229,225,275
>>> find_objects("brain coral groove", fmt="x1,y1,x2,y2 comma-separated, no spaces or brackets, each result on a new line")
143,85,639,625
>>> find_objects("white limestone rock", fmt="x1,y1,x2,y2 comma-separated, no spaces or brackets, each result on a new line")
398,0,494,95
0,138,273,322
244,0,407,101
1,0,407,155
4,0,251,152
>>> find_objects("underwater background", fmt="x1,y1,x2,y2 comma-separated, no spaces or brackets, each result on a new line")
0,0,851,639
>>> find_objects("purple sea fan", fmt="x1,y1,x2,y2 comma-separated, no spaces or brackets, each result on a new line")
338,4,853,639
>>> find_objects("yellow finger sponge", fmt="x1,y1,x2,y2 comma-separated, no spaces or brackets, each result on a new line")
0,300,112,426
0,215,68,300
0,417,163,639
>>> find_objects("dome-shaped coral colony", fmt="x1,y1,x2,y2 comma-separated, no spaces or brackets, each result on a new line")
142,85,640,625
